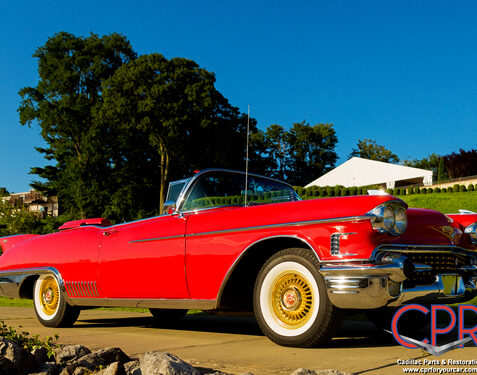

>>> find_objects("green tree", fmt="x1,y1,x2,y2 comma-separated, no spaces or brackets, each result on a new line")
262,124,288,181
0,199,43,236
286,122,338,186
437,157,448,182
403,153,440,175
18,32,137,219
443,149,477,179
350,139,399,163
100,53,252,213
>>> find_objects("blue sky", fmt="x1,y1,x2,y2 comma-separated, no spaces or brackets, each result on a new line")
1,1,476,192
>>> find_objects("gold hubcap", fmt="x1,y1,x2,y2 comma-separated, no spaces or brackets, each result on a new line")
270,272,314,328
39,276,59,316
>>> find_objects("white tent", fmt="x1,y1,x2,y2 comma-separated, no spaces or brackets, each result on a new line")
306,157,433,189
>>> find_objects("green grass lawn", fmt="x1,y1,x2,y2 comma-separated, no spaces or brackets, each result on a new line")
399,191,477,214
0,297,205,315
0,296,33,307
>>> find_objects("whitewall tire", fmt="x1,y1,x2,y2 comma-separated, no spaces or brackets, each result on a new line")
254,248,344,347
33,274,80,327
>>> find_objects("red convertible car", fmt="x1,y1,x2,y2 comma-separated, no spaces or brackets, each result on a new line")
0,169,476,347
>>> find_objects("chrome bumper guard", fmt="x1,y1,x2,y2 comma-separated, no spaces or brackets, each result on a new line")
320,257,477,309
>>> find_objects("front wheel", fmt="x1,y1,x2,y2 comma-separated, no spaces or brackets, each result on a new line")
33,274,80,327
253,248,344,347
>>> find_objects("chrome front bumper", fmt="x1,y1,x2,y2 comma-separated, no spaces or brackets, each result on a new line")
320,258,477,309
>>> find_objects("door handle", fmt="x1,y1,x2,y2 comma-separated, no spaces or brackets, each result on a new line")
103,229,118,237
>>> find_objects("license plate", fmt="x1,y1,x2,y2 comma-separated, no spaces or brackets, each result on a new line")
441,274,462,296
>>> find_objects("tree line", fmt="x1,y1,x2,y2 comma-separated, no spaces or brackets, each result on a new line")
16,32,338,224
350,139,477,183
5,31,477,230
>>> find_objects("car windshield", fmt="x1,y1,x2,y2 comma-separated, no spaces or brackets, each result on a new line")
181,171,300,211
166,178,191,202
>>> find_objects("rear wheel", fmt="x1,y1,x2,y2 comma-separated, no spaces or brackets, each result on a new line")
33,274,80,327
253,248,344,347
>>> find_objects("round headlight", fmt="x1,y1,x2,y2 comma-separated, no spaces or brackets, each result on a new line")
383,205,395,231
394,207,407,235
465,222,477,244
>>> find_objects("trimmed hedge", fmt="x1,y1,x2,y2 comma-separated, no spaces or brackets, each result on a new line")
294,183,477,199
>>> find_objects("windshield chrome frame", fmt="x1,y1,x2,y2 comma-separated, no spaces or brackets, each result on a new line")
173,169,300,214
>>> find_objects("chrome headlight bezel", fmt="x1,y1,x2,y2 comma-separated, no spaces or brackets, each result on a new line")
368,201,408,236
464,222,477,244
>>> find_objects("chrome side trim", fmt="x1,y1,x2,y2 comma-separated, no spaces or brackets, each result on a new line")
69,297,216,310
65,280,99,298
129,234,184,244
93,281,99,296
215,235,318,306
128,216,370,244
187,216,370,238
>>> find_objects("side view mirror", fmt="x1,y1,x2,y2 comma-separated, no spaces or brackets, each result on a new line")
163,200,177,215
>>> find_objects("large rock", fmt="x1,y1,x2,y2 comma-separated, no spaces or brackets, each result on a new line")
97,361,126,375
72,367,92,375
0,355,17,375
291,370,317,375
139,351,201,375
124,360,142,375
55,344,91,365
32,347,50,367
0,337,36,374
61,347,130,375
29,361,62,375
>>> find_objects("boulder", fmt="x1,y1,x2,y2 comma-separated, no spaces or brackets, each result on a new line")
54,344,91,365
32,347,50,366
291,370,317,375
0,337,36,374
139,351,201,375
30,361,62,375
97,361,126,375
124,360,142,375
62,347,130,374
0,355,17,375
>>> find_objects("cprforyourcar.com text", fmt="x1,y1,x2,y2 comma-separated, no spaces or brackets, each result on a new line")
398,360,477,366
402,367,477,373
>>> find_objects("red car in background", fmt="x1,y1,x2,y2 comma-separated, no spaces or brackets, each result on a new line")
0,169,476,347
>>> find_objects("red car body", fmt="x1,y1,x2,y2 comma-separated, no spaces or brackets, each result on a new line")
1,169,476,347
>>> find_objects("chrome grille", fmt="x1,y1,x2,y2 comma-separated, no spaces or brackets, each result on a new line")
402,252,466,286
407,253,465,272
376,248,470,286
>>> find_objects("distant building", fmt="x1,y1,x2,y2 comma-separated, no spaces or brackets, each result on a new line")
6,190,58,217
306,157,433,189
